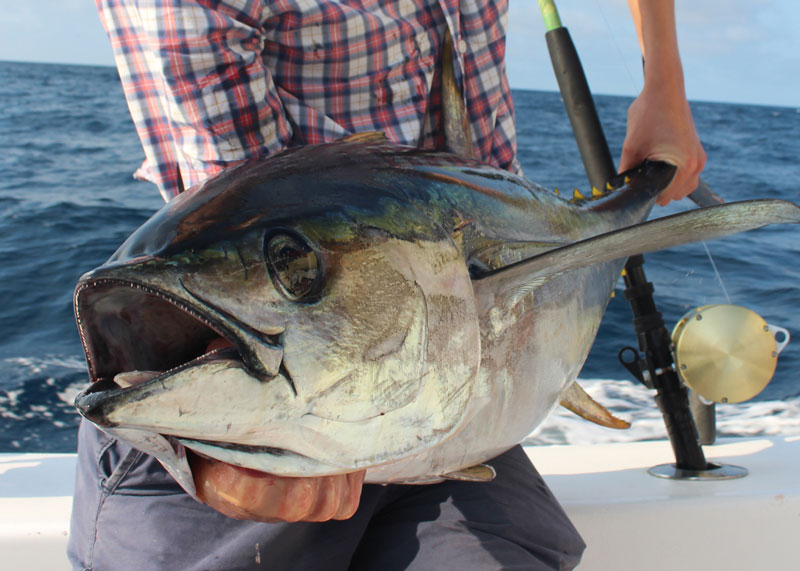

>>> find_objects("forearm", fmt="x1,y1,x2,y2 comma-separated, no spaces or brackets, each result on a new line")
627,0,685,93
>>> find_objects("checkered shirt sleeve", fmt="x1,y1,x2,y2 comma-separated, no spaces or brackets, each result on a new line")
96,0,520,200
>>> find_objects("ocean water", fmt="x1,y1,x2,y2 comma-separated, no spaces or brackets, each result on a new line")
1,60,798,452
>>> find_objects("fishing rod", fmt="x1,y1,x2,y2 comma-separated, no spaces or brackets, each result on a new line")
537,0,709,472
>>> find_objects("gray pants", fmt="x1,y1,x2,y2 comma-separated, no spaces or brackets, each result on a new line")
68,421,584,570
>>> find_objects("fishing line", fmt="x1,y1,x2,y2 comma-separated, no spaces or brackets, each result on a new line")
701,241,732,303
589,0,732,301
592,0,641,93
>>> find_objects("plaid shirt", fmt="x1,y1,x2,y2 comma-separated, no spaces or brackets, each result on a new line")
97,0,519,201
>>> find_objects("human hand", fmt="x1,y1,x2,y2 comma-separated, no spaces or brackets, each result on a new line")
189,453,366,522
618,83,707,206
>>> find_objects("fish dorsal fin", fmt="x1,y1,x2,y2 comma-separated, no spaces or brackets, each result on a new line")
560,382,630,429
441,28,473,158
339,131,389,144
442,463,496,482
337,30,472,157
473,199,800,304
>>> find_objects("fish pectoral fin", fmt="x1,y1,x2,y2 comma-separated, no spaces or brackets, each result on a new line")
442,463,496,482
338,131,389,144
474,199,800,303
560,382,631,429
469,240,566,272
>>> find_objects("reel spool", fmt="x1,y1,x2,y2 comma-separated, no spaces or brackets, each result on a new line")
671,304,789,404
647,304,789,481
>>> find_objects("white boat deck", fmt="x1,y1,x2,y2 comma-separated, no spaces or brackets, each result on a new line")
2,437,798,570
527,437,800,570
0,453,75,570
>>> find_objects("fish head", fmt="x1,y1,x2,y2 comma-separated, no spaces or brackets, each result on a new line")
74,150,482,488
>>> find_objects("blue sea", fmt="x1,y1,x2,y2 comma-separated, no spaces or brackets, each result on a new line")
1,60,798,452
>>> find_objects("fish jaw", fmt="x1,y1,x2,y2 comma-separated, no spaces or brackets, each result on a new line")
74,356,329,466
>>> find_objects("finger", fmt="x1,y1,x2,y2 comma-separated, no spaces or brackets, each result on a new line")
618,142,645,175
280,476,318,522
190,454,267,520
656,165,702,206
305,471,365,521
657,175,687,206
191,453,295,522
334,470,366,520
305,474,340,522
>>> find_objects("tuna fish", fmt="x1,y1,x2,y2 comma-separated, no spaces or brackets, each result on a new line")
73,133,800,494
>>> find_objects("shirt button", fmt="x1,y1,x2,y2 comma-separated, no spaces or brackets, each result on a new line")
457,39,468,54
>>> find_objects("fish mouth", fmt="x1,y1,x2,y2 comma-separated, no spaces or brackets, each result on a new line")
74,278,251,384
73,278,286,425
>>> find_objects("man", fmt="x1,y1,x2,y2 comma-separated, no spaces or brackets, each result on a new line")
69,1,704,569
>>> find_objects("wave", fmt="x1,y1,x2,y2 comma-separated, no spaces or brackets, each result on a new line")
525,378,800,446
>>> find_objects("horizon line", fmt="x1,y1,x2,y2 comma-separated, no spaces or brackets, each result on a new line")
2,58,797,111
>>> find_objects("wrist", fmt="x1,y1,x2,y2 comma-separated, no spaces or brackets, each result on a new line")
641,57,686,100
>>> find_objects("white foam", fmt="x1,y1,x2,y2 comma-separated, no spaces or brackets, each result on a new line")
2,356,86,374
0,389,24,419
56,383,84,408
526,378,800,446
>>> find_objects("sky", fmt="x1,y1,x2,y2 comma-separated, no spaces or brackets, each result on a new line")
0,0,798,108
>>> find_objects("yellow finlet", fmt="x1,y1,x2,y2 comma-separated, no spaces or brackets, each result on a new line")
592,186,604,198
442,464,496,482
560,382,631,429
554,187,560,195
339,131,389,144
606,181,613,191
573,188,586,200
624,175,631,184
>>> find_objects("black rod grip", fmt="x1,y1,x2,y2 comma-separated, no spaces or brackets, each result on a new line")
545,27,616,190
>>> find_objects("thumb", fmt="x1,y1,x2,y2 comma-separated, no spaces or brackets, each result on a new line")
617,139,648,174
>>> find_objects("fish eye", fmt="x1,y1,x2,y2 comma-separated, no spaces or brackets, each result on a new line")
265,232,321,301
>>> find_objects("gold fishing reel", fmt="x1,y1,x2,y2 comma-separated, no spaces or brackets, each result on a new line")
671,304,790,403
